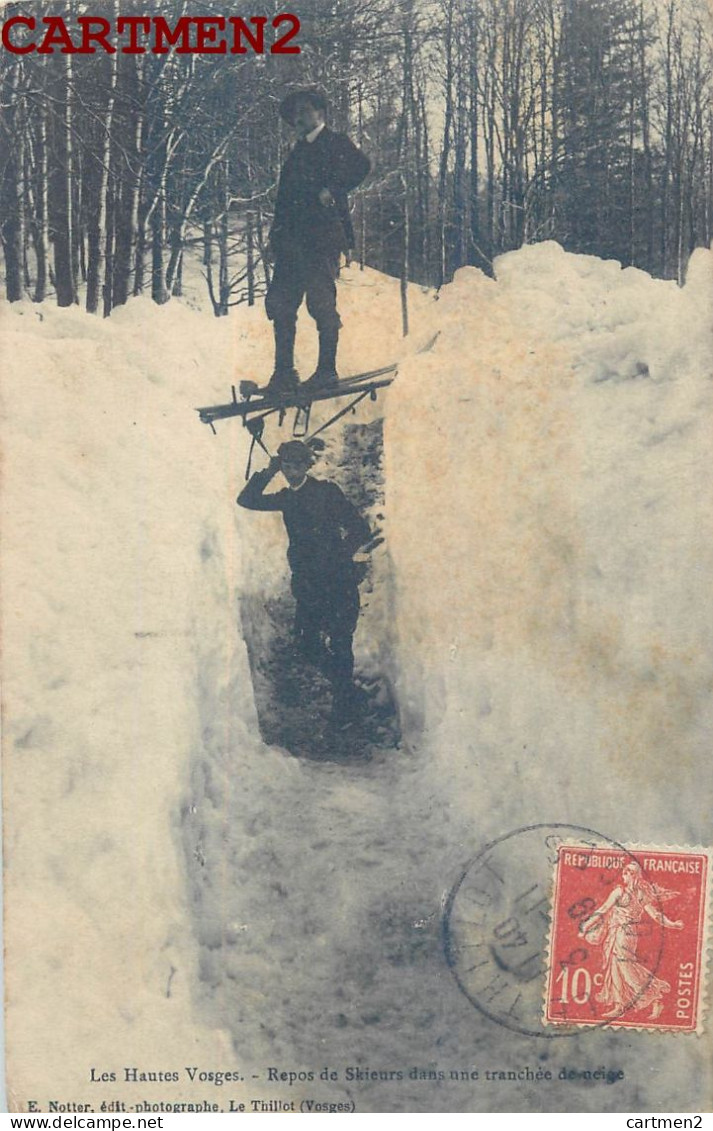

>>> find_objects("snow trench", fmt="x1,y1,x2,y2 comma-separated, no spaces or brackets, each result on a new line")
2,248,712,1110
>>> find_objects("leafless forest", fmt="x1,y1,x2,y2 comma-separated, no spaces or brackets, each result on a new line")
1,0,712,315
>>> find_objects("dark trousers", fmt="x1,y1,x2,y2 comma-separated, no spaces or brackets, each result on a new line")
266,238,341,333
292,572,359,700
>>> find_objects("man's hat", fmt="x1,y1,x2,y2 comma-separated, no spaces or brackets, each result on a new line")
279,87,328,127
277,438,325,464
277,440,315,465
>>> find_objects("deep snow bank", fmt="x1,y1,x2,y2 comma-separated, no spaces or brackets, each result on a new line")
0,296,256,1092
387,241,713,840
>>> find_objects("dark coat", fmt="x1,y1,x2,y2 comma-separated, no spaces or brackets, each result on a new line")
237,473,370,588
269,127,370,255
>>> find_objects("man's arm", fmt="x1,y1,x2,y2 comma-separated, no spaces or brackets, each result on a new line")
328,482,371,556
325,133,371,196
237,460,286,511
267,150,295,252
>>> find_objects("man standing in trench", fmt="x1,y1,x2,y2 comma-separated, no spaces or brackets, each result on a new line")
237,440,372,724
265,87,371,395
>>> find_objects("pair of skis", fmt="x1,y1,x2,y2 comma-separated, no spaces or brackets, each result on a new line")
196,363,397,435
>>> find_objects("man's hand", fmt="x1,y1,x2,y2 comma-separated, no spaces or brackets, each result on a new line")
267,455,282,476
318,187,335,207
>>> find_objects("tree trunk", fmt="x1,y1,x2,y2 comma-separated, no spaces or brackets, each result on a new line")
469,9,480,265
113,58,144,308
172,253,183,298
54,52,78,306
1,61,25,302
400,176,409,336
134,217,147,296
437,0,455,285
152,197,170,305
246,210,255,307
86,40,118,314
32,97,50,303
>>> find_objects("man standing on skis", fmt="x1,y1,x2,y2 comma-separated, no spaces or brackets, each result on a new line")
237,440,372,722
265,87,371,396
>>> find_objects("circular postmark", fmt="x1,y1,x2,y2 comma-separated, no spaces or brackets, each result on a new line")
442,824,666,1038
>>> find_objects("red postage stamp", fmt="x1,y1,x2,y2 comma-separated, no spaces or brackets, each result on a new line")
544,845,710,1032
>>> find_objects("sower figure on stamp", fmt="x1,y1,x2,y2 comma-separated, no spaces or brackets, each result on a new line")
265,87,371,395
237,440,372,724
579,861,684,1021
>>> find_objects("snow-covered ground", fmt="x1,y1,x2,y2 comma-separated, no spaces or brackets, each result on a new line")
2,247,712,1112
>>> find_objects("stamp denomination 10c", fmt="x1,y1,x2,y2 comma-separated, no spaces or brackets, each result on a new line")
544,846,711,1033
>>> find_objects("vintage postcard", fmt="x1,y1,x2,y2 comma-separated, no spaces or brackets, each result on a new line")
1,0,712,1115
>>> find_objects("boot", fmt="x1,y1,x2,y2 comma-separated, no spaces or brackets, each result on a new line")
266,320,299,395
302,326,339,391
